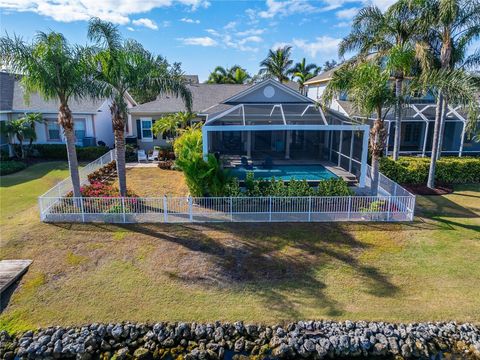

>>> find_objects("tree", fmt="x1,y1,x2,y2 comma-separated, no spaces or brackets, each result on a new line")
0,32,91,197
259,46,293,83
4,119,28,159
21,113,43,147
87,18,192,196
207,65,251,84
152,111,195,144
419,0,480,162
291,58,320,94
339,2,423,161
413,69,479,188
323,61,395,195
322,60,338,71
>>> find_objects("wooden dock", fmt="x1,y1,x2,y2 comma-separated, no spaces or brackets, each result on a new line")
0,260,32,294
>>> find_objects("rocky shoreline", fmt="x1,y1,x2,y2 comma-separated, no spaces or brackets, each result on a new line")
1,321,479,359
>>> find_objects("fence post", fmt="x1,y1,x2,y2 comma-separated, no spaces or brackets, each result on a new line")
308,196,312,222
38,197,45,222
121,197,126,223
386,196,392,222
80,197,85,223
189,197,193,222
163,196,168,222
347,196,352,220
269,197,272,222
230,197,233,222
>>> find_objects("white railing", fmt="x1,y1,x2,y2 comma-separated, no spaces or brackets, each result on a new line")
39,194,415,223
39,149,116,198
38,149,416,223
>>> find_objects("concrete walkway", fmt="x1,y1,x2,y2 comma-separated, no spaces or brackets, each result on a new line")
0,260,32,294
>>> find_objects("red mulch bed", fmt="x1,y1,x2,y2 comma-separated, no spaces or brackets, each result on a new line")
403,183,454,195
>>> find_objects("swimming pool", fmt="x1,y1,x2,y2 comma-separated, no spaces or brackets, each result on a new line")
230,164,337,181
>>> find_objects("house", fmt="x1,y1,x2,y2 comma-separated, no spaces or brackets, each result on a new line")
201,79,370,188
304,68,480,156
0,72,136,150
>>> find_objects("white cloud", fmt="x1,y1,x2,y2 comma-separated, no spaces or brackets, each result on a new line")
238,36,263,45
179,36,217,46
180,17,200,23
0,0,210,24
236,28,265,37
132,18,158,30
205,28,219,36
257,0,318,19
335,7,359,19
127,27,135,31
223,21,237,30
334,21,351,28
271,42,291,50
292,36,341,58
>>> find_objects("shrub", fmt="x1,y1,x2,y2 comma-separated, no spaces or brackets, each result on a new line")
380,156,480,185
158,160,174,170
125,144,137,162
224,173,353,197
87,161,117,183
22,144,110,161
0,160,27,175
67,182,137,198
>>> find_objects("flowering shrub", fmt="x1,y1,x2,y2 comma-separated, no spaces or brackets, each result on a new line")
67,182,138,198
158,160,174,170
87,161,117,183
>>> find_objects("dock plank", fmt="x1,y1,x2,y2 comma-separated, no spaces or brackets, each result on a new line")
0,260,33,294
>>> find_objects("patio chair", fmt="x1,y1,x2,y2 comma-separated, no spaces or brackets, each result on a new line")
148,149,160,161
137,149,147,162
262,156,273,169
240,156,253,169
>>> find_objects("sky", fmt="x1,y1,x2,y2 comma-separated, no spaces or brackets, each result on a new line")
0,0,476,82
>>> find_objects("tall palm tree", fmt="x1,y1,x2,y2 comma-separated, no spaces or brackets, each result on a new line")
207,65,251,84
339,1,423,161
419,0,480,163
259,46,293,83
207,66,229,84
87,18,192,196
323,61,395,195
0,32,91,197
291,58,320,94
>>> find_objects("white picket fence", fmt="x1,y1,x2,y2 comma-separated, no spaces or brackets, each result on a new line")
38,150,416,223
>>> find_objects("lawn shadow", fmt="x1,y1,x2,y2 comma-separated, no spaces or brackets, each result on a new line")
415,193,479,219
0,280,19,313
116,222,399,318
0,161,70,188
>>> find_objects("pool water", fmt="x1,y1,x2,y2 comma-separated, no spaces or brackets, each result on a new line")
230,164,337,181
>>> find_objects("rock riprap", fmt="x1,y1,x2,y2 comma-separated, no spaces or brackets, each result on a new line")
1,321,479,359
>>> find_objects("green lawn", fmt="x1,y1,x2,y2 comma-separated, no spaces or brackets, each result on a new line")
0,163,479,334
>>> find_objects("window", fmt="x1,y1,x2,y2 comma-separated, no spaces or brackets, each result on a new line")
74,119,86,142
141,118,153,140
47,121,61,141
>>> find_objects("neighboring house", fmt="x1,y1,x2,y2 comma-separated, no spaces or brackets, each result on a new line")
305,68,480,156
0,72,136,149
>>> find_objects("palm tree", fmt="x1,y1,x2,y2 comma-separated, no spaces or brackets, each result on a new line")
21,113,43,147
323,61,395,195
291,58,320,94
339,2,423,161
259,46,293,83
0,32,91,197
87,18,192,196
4,119,28,159
207,65,251,84
322,60,338,71
152,111,195,143
419,0,480,163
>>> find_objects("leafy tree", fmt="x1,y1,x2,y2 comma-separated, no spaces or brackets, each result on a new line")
87,18,192,196
3,119,29,159
21,113,43,147
339,1,424,161
323,61,395,195
322,60,338,71
152,111,195,144
259,46,293,83
291,58,320,94
0,32,91,197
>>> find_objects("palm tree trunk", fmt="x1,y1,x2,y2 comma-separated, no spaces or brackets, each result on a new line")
427,92,443,189
436,97,448,160
59,104,82,198
392,77,403,161
370,116,385,196
18,136,25,160
114,128,127,196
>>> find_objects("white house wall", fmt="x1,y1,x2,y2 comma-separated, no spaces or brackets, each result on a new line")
306,84,327,101
94,100,114,147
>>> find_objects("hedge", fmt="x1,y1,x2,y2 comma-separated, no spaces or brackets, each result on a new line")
0,161,27,176
14,144,110,161
380,156,480,185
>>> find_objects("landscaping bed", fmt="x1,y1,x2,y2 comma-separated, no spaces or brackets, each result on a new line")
1,321,479,359
0,160,27,176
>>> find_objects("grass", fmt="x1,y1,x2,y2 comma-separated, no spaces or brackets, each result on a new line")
1,163,479,334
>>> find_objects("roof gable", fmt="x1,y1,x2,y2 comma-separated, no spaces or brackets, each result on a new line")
223,79,312,104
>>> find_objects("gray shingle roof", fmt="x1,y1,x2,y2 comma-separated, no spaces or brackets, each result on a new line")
130,83,251,114
304,67,338,85
1,72,107,114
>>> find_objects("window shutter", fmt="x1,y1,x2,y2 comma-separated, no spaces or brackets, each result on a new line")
136,119,142,139
152,119,157,139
